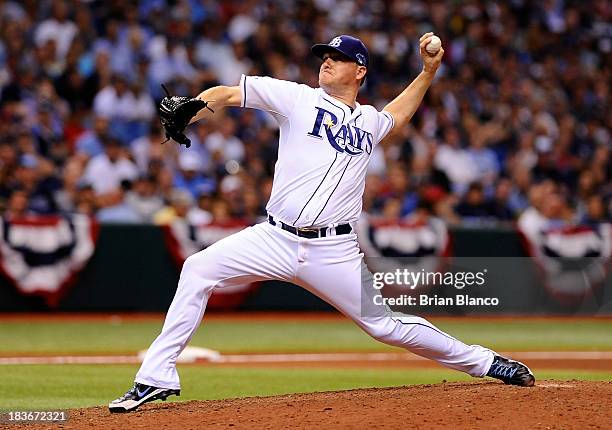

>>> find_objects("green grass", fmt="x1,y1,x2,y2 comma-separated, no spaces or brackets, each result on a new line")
0,319,611,354
1,365,610,410
1,318,610,410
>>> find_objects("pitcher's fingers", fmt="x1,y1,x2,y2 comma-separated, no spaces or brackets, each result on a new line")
420,36,433,50
419,32,434,43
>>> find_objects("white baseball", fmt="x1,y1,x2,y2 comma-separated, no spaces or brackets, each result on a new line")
426,35,441,55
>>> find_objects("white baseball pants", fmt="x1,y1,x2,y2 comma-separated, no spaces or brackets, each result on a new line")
135,221,494,389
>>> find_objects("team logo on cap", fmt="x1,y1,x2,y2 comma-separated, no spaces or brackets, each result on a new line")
355,53,366,65
329,37,342,47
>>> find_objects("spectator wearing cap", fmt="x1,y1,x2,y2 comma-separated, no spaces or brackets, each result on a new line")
153,165,176,203
96,179,143,223
506,165,532,216
75,116,110,158
125,175,165,222
517,180,558,238
130,120,176,174
204,117,245,172
187,190,214,225
31,98,65,158
580,195,609,226
14,131,37,158
173,151,215,200
218,174,243,218
376,163,418,217
539,192,575,229
381,198,403,220
209,197,232,224
241,186,265,223
153,188,194,225
93,74,154,143
488,178,515,221
73,181,96,216
455,183,494,221
0,1,26,23
55,158,84,213
93,74,134,117
6,154,60,215
81,137,138,196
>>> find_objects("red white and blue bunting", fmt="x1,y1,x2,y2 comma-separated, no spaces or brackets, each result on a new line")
0,215,99,307
518,223,612,304
356,214,451,293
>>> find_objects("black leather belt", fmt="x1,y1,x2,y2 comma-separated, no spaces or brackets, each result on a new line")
268,215,352,239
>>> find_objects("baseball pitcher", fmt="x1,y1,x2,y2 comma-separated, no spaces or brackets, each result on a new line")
109,33,535,413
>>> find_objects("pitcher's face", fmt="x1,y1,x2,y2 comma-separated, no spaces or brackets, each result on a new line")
318,52,365,89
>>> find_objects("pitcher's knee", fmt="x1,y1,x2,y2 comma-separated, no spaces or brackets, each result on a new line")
363,318,422,348
183,247,219,272
180,254,201,277
179,250,220,291
362,320,402,346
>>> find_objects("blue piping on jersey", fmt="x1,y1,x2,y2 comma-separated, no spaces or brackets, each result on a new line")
294,152,338,225
310,157,352,226
242,76,247,108
322,97,346,124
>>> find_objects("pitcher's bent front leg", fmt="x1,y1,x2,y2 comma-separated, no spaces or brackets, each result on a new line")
135,223,296,389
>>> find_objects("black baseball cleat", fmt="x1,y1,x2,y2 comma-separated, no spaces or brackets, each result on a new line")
487,355,535,387
108,383,180,413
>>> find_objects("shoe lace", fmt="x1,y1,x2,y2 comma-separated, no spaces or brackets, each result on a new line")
491,362,518,379
117,385,137,402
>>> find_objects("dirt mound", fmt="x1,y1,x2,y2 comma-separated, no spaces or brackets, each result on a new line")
15,380,612,430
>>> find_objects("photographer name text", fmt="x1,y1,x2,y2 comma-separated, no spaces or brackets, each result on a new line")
374,294,499,307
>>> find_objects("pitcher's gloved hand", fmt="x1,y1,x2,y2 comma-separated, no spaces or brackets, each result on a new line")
158,84,214,148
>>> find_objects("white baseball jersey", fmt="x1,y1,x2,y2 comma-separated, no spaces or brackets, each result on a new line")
239,74,395,228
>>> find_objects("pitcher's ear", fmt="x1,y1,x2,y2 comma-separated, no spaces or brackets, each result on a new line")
356,66,367,80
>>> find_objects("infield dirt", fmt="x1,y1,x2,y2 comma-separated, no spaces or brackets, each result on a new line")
12,380,611,430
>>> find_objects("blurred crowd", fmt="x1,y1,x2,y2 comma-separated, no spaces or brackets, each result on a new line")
0,0,610,229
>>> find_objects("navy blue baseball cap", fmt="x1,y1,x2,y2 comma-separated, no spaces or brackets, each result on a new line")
311,35,369,67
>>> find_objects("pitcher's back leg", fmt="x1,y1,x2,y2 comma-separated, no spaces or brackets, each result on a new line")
296,248,494,377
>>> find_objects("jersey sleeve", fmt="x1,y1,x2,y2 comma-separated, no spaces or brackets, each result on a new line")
239,74,301,117
375,110,395,143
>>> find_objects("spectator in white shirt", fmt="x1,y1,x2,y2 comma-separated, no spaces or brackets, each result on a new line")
194,23,250,86
204,117,245,169
125,175,164,222
130,121,176,174
34,0,77,59
467,132,500,186
93,74,154,143
93,75,137,119
434,127,479,195
81,137,138,196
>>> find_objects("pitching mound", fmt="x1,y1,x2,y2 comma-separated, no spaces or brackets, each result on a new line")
25,380,612,429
